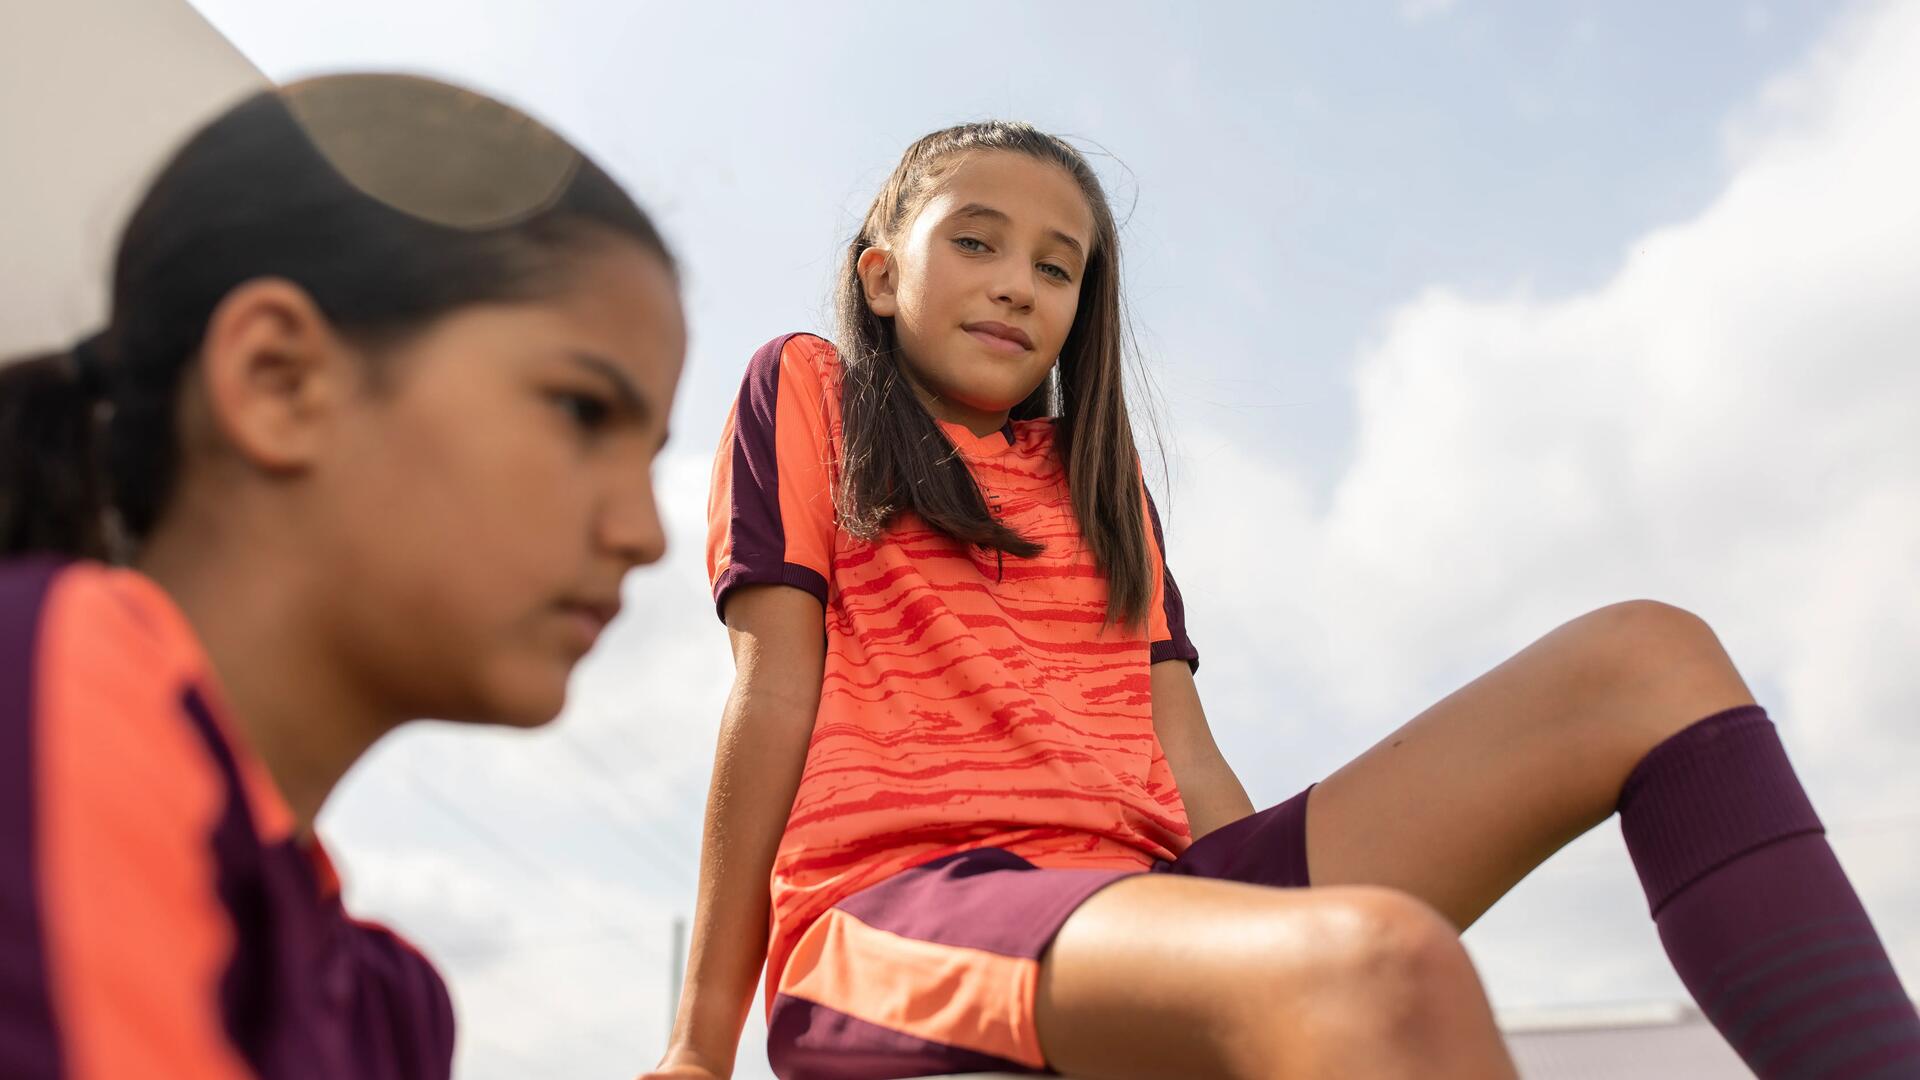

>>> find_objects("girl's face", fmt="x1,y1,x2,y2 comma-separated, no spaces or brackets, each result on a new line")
866,151,1096,433
312,241,686,728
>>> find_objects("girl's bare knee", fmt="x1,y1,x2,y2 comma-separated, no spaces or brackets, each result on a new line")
1289,889,1490,1050
1559,600,1749,737
1341,889,1474,1004
1575,599,1722,669
1602,597,1718,636
1205,889,1512,1078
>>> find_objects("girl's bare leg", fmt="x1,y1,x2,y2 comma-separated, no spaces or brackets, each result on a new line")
1035,875,1518,1080
1031,601,1738,1080
1306,599,1753,926
1307,599,1920,1077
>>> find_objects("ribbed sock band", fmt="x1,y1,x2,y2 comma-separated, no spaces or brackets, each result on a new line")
1618,705,1920,1077
1617,705,1823,915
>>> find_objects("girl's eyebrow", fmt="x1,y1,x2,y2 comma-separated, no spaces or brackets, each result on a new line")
953,202,1087,259
566,349,652,422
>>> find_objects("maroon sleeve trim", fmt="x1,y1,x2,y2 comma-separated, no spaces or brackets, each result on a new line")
1144,488,1199,674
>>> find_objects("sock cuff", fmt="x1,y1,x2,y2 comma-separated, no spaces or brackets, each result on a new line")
1617,705,1824,915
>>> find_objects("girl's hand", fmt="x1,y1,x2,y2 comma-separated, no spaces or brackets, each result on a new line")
637,1045,727,1080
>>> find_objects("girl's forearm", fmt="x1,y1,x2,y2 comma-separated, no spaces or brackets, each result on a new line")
1175,743,1256,839
663,689,816,1071
1151,660,1255,839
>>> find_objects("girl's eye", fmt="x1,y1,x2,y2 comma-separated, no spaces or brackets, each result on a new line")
551,391,613,434
1039,263,1073,283
953,236,989,253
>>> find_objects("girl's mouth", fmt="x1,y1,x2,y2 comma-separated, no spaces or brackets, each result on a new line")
963,321,1033,352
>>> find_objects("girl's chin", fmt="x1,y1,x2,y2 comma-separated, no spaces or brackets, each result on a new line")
943,384,1049,415
467,676,569,730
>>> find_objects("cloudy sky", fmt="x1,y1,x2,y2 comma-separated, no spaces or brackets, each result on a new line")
181,2,1920,1077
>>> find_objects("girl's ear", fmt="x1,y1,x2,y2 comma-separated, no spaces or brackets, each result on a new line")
198,277,354,473
856,246,899,318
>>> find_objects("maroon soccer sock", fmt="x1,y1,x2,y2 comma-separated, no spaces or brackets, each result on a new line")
1618,705,1920,1078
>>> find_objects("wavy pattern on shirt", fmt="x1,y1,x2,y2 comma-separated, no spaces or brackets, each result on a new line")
707,333,1198,1007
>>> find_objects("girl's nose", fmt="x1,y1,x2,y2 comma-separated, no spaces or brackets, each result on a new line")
601,475,668,568
993,271,1036,311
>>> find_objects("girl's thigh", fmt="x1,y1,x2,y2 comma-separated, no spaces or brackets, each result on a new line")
1303,601,1753,928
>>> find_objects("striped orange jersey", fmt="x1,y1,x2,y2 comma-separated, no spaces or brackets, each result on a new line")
707,333,1199,1007
0,559,453,1079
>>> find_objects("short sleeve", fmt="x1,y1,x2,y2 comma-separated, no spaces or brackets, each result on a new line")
1143,487,1199,672
706,333,840,621
336,917,457,1078
2,561,254,1080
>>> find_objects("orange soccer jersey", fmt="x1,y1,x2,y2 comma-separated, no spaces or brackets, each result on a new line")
0,559,453,1080
706,333,1199,1006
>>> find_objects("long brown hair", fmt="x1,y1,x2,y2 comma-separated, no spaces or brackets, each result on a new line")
834,121,1152,626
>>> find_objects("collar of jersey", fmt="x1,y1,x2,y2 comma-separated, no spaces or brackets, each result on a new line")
109,566,302,845
937,417,1018,458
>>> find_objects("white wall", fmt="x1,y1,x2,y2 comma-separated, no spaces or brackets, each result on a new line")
0,0,263,355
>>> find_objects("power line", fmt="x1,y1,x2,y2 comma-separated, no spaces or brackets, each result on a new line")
404,766,660,941
548,725,703,883
402,766,694,1048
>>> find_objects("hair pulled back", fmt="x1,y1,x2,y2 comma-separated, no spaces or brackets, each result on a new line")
0,73,671,560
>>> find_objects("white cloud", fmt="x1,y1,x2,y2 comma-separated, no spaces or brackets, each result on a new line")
1401,0,1459,25
1165,0,1920,998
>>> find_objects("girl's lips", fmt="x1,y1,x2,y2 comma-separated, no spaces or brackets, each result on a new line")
964,322,1033,353
556,599,620,649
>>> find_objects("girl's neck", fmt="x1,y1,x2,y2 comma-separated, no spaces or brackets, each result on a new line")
137,516,396,833
900,367,1010,438
935,404,1010,440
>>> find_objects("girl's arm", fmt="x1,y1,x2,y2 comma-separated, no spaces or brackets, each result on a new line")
1151,659,1255,840
650,585,825,1079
